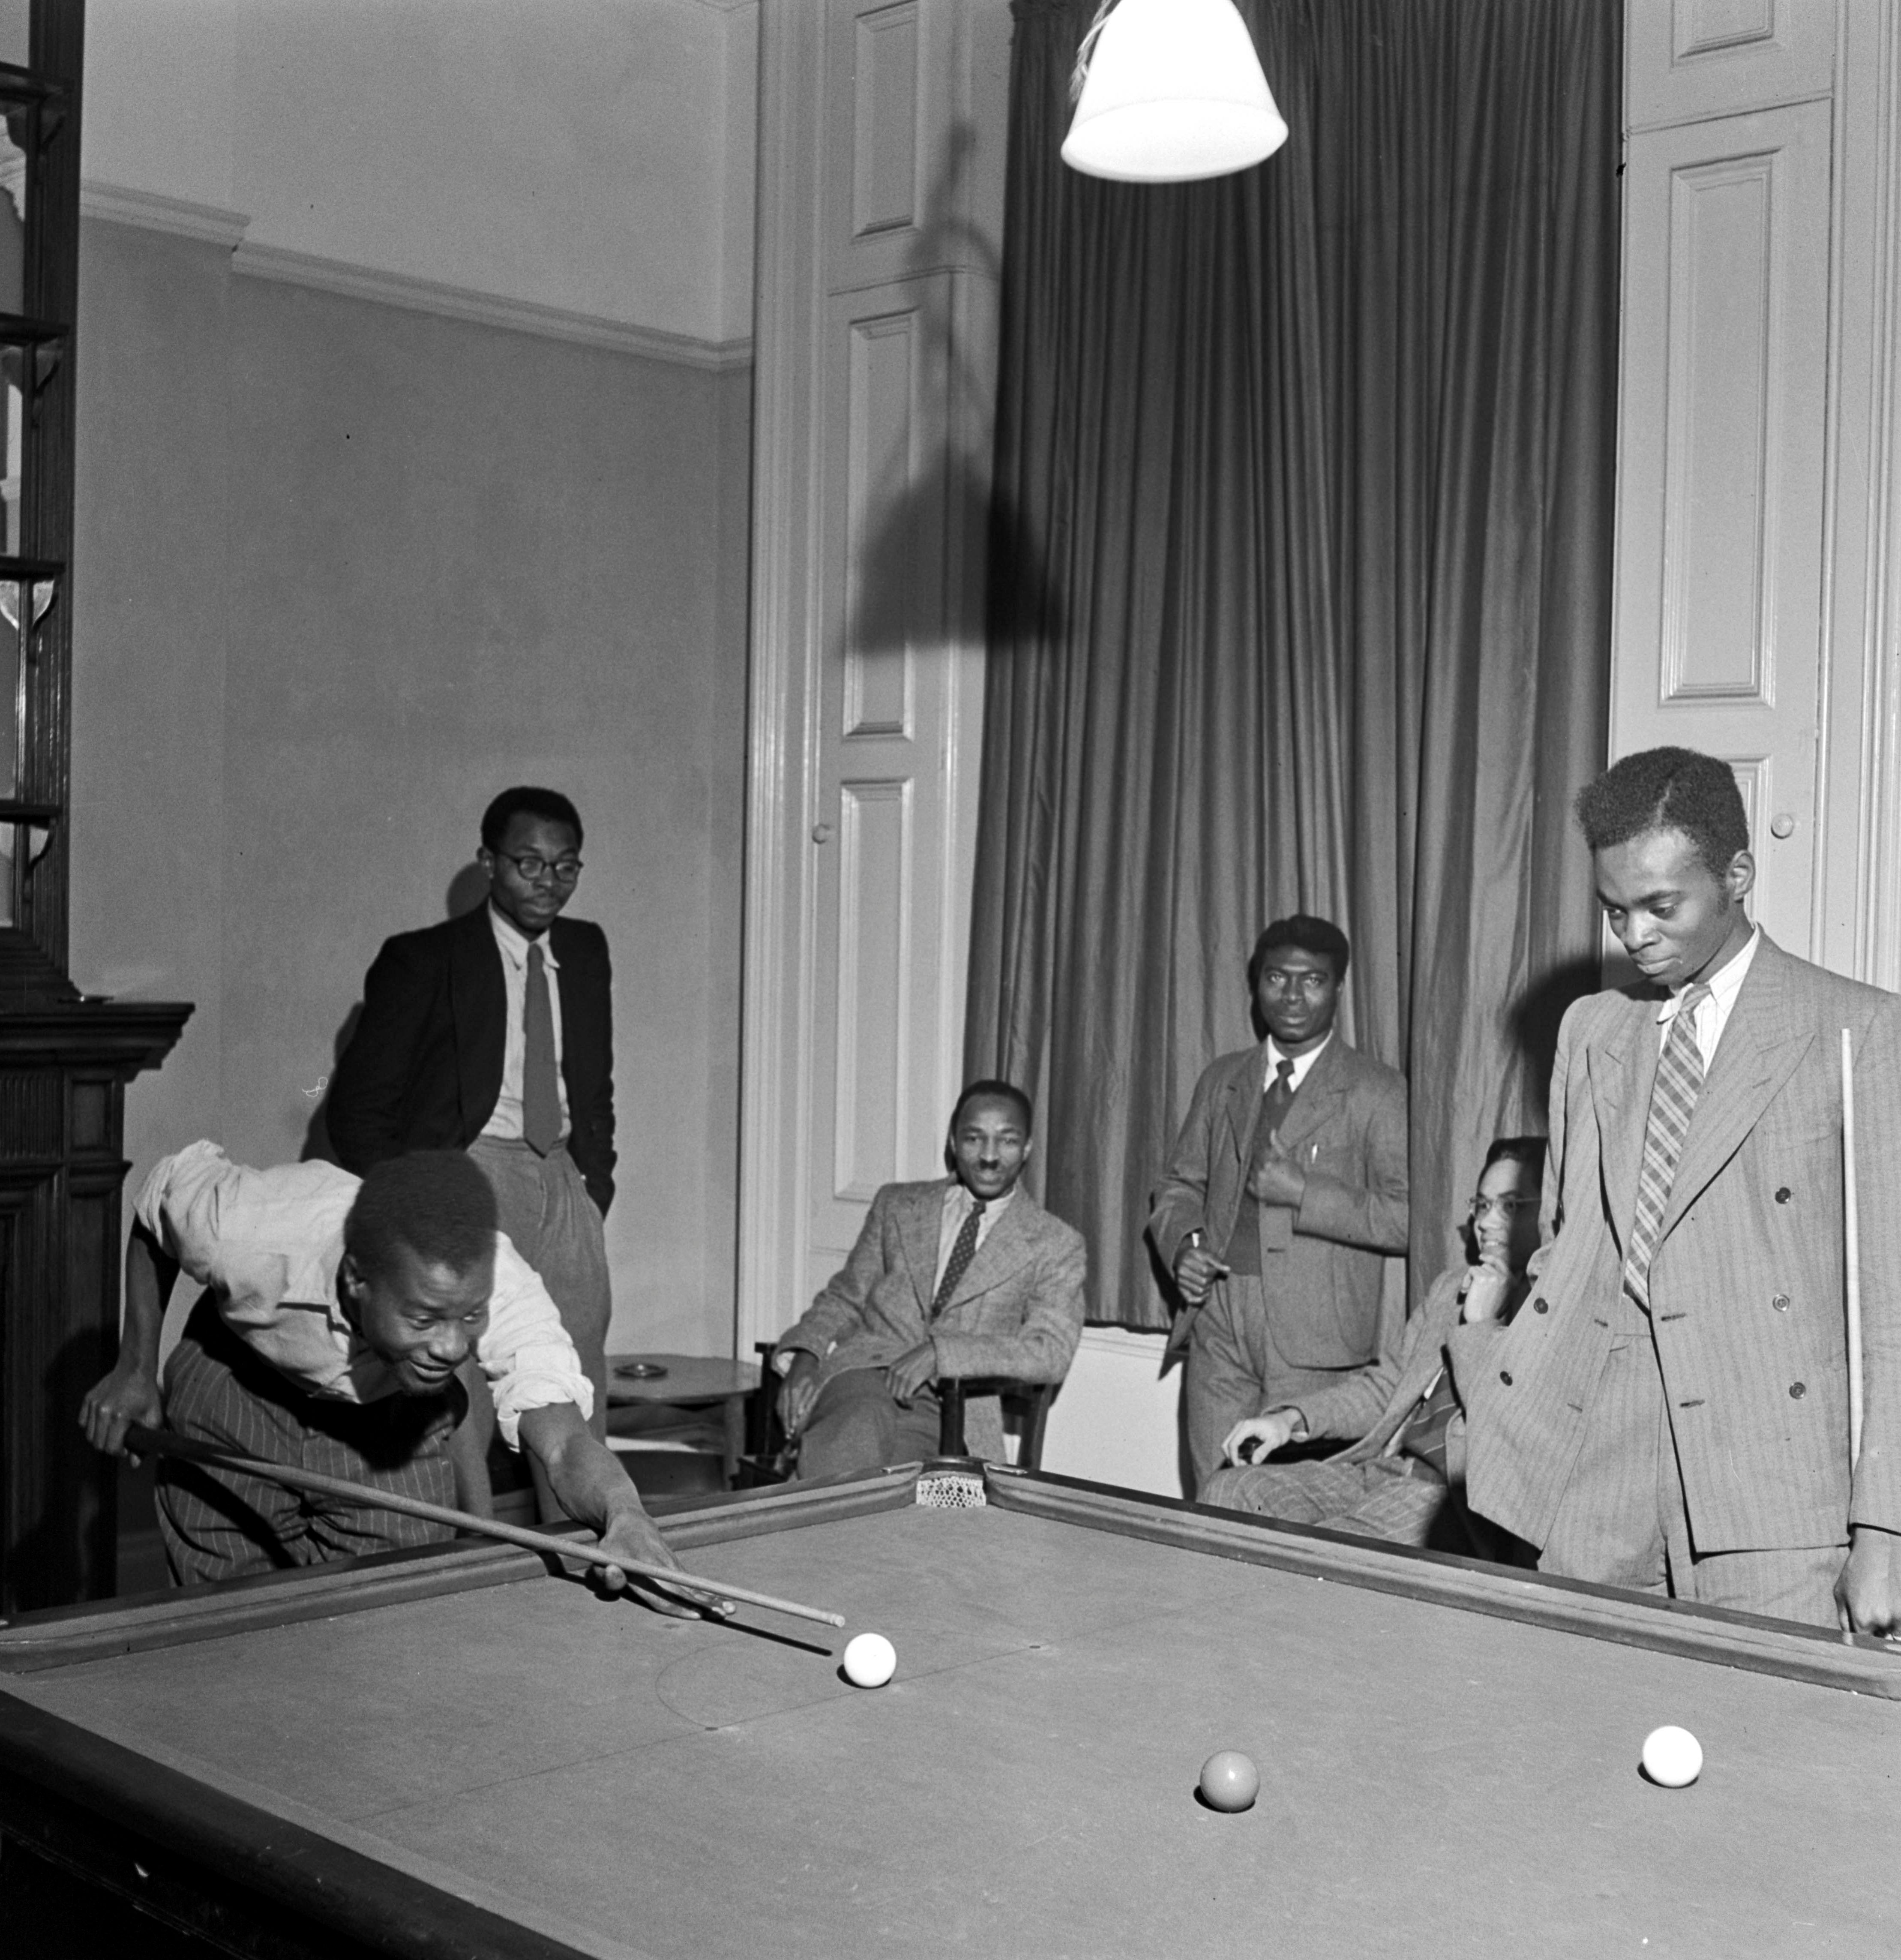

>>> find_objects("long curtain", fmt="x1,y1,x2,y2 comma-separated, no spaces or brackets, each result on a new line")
966,0,1620,1327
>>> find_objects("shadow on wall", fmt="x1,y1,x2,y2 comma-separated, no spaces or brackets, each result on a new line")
302,862,489,1163
848,121,1066,668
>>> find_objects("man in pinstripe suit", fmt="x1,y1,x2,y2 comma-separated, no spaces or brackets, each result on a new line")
1453,749,1901,1632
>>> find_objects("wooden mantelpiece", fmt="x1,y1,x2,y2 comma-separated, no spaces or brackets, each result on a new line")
0,998,189,1612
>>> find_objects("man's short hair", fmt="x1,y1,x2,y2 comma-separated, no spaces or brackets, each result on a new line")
1573,748,1748,874
1482,1135,1546,1184
950,1079,1034,1135
344,1151,496,1278
481,786,585,853
1248,914,1351,988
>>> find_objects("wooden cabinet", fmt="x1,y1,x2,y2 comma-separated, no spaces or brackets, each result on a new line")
0,3,188,1614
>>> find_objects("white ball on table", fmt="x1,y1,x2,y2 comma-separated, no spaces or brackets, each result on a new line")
843,1631,897,1688
1640,1725,1702,1788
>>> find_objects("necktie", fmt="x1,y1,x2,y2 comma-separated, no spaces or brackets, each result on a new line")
1260,1056,1297,1148
522,942,563,1154
931,1199,987,1318
1622,982,1713,1308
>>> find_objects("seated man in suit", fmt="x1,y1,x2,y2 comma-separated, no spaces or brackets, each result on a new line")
1454,747,1901,1631
327,786,616,1461
1150,915,1410,1496
1201,1136,1543,1550
78,1144,690,1610
773,1081,1087,1479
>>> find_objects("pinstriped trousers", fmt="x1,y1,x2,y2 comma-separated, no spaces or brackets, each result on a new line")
156,1301,462,1584
1538,1299,1846,1626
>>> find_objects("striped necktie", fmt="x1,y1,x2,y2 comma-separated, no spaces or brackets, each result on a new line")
931,1199,987,1319
1622,982,1713,1309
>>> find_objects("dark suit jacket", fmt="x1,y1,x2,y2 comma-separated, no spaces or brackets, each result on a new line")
777,1178,1088,1460
1452,934,1901,1554
327,905,616,1214
1149,1036,1409,1369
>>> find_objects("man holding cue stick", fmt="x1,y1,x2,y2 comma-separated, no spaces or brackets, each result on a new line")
81,1142,698,1611
1452,749,1901,1633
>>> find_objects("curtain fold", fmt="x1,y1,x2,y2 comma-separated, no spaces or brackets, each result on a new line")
967,0,1620,1327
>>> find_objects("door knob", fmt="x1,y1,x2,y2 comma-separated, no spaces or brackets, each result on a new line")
1769,812,1796,840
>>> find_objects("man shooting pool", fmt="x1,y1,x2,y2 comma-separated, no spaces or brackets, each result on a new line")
79,1143,691,1609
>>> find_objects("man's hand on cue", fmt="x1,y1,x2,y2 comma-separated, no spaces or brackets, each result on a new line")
79,1364,163,1459
1837,1525,1901,1639
1172,1242,1230,1305
885,1340,939,1405
592,1504,711,1619
1221,1407,1305,1467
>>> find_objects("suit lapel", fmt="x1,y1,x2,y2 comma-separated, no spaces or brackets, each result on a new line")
1660,941,1810,1238
1276,1037,1346,1153
1353,1269,1466,1459
1590,997,1658,1252
448,906,507,1129
1223,1053,1264,1164
943,1189,1040,1309
900,1183,950,1314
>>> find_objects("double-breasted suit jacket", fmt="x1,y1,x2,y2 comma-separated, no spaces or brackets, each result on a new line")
779,1179,1088,1461
1454,934,1901,1555
327,905,617,1215
1149,1036,1409,1369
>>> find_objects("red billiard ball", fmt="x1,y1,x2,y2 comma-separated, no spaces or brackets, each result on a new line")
1199,1750,1259,1812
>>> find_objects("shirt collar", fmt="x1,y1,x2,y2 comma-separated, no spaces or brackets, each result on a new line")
1265,1030,1331,1076
1655,924,1759,1025
488,901,559,970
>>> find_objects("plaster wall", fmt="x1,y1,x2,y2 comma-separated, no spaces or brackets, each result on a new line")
69,217,749,1358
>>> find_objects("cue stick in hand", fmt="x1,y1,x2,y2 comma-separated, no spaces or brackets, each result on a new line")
126,1425,846,1629
1843,1028,1865,1468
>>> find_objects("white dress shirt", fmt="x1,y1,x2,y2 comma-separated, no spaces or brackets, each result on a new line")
1656,925,1760,1071
480,902,570,1144
1264,1030,1331,1093
934,1182,1013,1293
135,1142,593,1444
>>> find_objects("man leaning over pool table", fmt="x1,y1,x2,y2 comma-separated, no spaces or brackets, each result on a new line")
79,1142,694,1610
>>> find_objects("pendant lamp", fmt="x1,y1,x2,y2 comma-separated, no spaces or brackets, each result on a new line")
1061,0,1288,184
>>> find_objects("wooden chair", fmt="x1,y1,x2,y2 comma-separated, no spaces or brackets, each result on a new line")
936,1376,1057,1471
744,1346,1060,1477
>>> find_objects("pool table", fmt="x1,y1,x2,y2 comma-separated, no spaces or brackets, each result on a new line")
2,1462,1898,1959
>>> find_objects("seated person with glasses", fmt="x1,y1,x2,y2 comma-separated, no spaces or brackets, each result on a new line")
1199,1136,1545,1551
327,786,613,1516
1150,914,1410,1497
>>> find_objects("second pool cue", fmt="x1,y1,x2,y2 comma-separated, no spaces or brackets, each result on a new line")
126,1424,846,1629
1843,1027,1864,1468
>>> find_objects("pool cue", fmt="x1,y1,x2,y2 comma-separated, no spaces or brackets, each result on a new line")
1843,1029,1865,1467
126,1425,845,1629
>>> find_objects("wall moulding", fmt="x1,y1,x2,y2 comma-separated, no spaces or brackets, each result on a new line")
230,242,753,371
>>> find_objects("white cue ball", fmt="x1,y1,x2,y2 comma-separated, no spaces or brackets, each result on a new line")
843,1632,897,1689
1641,1725,1703,1788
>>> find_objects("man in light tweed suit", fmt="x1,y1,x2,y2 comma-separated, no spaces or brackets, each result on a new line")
1454,749,1901,1631
774,1082,1087,1477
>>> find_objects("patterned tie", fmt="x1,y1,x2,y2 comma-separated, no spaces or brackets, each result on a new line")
522,942,563,1154
930,1199,987,1319
1622,982,1713,1308
1260,1056,1297,1148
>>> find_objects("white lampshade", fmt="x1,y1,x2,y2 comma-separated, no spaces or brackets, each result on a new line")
1061,0,1288,184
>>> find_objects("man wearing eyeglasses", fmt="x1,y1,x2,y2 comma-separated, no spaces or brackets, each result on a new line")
328,786,615,1494
1200,1138,1543,1548
1151,915,1410,1496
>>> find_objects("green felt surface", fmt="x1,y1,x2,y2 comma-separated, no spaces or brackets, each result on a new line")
11,1501,1901,1958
